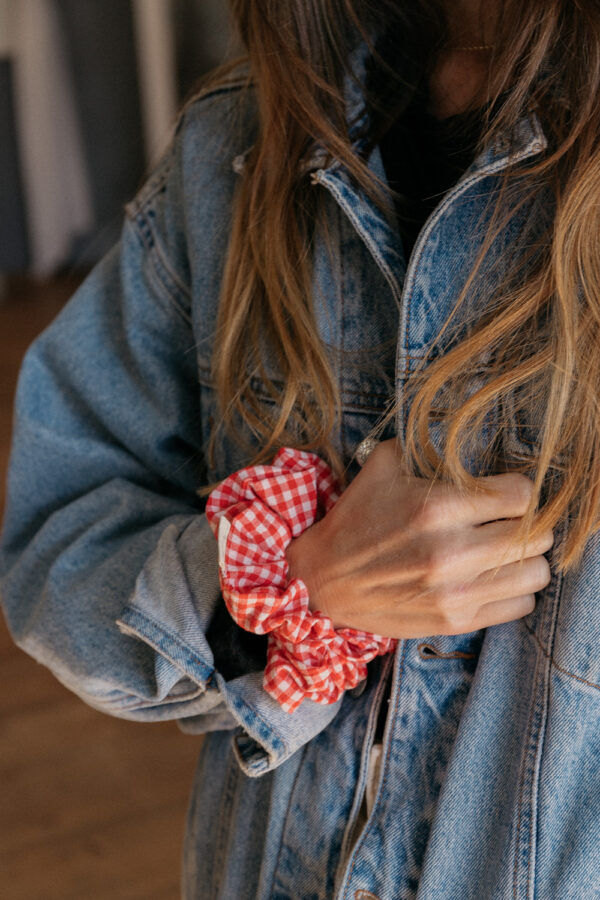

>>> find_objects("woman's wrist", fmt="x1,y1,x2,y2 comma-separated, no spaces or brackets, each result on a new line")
286,522,331,619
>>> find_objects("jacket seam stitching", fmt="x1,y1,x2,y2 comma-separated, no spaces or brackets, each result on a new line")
124,79,251,324
526,574,562,895
400,151,539,386
512,629,542,900
197,369,393,414
149,219,193,301
118,604,214,679
177,78,249,123
211,750,240,897
333,655,393,892
127,214,192,325
148,241,192,324
270,742,311,896
116,620,207,706
315,172,402,304
525,566,564,896
126,157,174,215
402,170,494,384
128,78,249,213
227,691,288,763
342,644,407,900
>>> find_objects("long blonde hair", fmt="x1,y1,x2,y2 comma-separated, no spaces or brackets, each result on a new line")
209,0,600,571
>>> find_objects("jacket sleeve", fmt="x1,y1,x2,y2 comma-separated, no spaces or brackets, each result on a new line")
0,101,342,777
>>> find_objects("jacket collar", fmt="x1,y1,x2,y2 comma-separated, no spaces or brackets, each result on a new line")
306,63,548,304
231,48,548,303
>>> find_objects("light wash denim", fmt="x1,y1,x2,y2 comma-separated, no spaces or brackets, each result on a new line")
2,62,598,900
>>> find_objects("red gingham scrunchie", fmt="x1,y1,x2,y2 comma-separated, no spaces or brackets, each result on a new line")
205,447,396,713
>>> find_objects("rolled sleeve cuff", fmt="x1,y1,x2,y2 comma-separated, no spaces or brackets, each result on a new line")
117,515,343,775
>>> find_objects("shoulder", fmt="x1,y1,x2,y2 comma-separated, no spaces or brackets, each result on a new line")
124,63,258,323
126,64,257,220
129,65,257,216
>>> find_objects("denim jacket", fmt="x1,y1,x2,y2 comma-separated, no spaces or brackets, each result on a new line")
2,68,600,900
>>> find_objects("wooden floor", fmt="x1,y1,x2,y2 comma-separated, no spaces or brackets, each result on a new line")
0,276,201,900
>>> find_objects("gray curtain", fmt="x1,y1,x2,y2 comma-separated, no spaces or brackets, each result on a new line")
1,0,233,273
174,0,235,98
0,59,29,269
55,0,146,262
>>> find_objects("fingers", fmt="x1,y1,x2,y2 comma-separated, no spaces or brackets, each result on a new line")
372,549,550,634
366,517,553,592
469,594,537,631
383,519,553,587
451,518,554,580
422,472,537,528
413,554,549,634
462,472,537,524
368,437,538,527
362,440,538,530
458,554,551,605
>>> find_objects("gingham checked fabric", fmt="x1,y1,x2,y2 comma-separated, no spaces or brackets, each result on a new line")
206,447,397,713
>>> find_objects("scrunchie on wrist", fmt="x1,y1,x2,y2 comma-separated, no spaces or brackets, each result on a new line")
206,447,396,713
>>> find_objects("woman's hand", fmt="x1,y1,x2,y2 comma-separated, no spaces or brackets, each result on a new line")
285,439,553,638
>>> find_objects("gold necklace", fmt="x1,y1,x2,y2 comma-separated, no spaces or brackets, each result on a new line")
452,44,494,51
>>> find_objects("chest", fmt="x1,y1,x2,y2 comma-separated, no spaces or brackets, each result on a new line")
189,131,600,899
